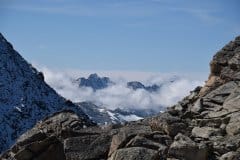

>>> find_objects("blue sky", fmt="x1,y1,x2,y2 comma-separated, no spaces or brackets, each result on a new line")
0,0,239,73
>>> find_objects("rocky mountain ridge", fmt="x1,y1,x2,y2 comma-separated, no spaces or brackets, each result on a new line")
0,33,94,154
1,35,240,160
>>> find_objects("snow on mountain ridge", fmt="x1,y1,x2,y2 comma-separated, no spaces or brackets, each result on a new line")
0,33,93,153
77,102,145,124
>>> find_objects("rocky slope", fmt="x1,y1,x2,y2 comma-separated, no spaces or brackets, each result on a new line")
2,35,240,160
0,33,94,154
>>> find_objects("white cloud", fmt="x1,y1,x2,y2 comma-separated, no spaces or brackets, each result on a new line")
38,66,205,111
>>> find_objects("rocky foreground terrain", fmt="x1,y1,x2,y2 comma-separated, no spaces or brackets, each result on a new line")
1,35,240,160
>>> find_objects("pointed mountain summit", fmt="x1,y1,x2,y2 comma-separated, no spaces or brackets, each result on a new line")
0,33,94,153
77,73,114,91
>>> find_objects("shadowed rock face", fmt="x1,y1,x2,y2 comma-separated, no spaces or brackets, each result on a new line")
1,35,240,160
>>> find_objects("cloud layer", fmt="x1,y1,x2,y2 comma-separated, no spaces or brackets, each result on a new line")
40,66,205,111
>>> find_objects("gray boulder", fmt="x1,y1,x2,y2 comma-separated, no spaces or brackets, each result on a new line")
109,147,159,160
168,133,208,160
108,124,152,156
192,126,221,139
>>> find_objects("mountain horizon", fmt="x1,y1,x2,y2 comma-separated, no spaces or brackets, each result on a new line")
0,1,239,159
1,32,240,159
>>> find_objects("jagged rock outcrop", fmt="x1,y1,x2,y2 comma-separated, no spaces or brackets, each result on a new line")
1,35,240,160
199,36,240,96
0,33,94,153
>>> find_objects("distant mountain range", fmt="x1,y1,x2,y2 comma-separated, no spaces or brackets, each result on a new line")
70,74,178,124
76,73,161,92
